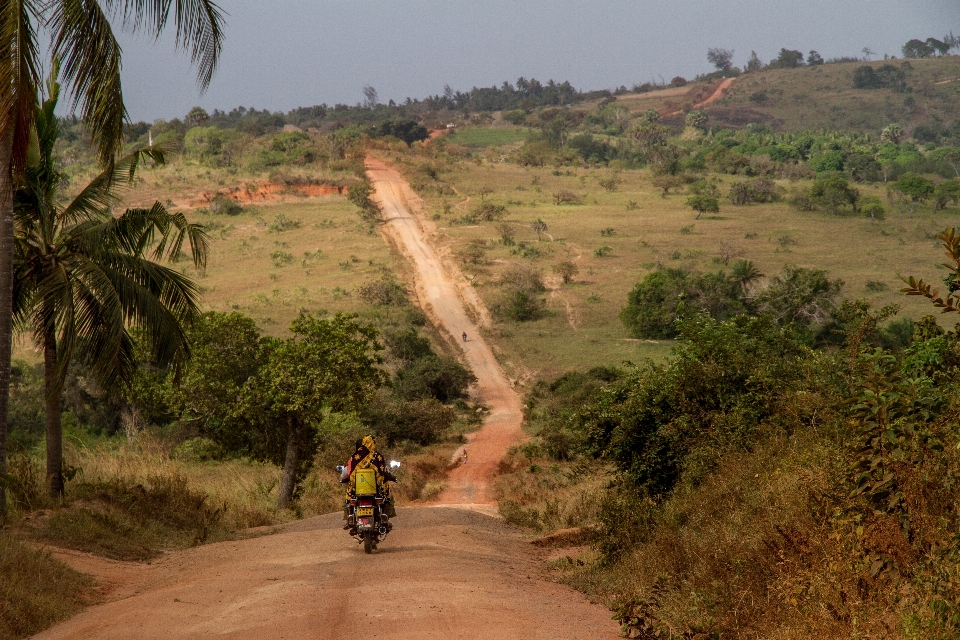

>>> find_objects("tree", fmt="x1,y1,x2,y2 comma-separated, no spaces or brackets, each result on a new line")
745,51,764,72
239,314,385,508
0,0,224,521
553,260,579,284
810,175,860,215
770,48,805,69
731,260,763,295
860,195,886,223
925,38,950,57
881,124,903,144
641,108,660,123
531,218,548,241
932,180,960,213
686,195,720,219
13,81,209,497
370,118,428,145
362,85,379,109
930,146,960,178
902,39,934,59
685,110,708,130
187,106,209,127
807,50,824,66
707,48,734,72
891,173,934,213
753,266,844,331
861,47,875,61
168,312,266,454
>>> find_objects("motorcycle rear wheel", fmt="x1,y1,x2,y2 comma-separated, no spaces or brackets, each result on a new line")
363,531,373,554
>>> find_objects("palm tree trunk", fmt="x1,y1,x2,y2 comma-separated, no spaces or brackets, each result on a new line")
277,416,301,508
43,324,64,498
0,126,14,521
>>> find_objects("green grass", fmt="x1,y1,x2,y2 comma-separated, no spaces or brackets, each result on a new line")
392,153,960,379
447,126,530,148
0,533,93,640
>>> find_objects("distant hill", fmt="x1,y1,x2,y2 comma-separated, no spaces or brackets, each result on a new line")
607,57,960,138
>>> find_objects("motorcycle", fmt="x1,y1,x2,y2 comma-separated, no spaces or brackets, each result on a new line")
337,460,400,554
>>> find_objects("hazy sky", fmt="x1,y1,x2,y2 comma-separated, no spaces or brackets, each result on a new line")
110,0,959,122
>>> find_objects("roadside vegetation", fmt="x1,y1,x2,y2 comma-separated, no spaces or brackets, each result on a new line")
2,25,960,639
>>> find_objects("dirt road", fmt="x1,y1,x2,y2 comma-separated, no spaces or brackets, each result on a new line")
34,511,618,640
366,158,524,505
33,161,620,639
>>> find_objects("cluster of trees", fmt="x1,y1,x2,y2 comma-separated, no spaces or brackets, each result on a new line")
901,34,959,58
0,0,226,522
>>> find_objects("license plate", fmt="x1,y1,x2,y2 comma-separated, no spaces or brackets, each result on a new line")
357,507,374,516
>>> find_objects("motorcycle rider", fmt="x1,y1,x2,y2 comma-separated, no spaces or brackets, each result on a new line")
341,436,398,528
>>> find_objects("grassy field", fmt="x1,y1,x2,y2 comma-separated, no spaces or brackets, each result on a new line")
388,152,959,379
445,126,531,148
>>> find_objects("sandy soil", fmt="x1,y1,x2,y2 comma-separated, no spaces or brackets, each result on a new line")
33,511,619,640
32,160,619,639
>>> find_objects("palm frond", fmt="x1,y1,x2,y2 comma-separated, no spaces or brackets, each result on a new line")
49,0,126,166
103,0,225,90
60,147,164,225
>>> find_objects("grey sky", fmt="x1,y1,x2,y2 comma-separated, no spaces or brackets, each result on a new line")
114,1,959,122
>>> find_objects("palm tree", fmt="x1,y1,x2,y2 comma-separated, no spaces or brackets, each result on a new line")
0,1,224,518
731,259,764,296
14,78,209,498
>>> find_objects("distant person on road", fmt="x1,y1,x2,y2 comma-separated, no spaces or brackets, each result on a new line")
460,448,468,464
462,331,467,342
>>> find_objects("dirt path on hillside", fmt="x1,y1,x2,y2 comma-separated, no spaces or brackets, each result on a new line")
669,76,738,116
32,160,620,640
366,157,524,505
33,511,620,640
694,76,737,108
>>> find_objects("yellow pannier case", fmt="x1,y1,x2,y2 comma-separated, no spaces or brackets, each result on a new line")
354,468,378,496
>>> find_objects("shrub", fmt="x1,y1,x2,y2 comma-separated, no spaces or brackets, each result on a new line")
728,178,781,205
384,328,434,363
594,245,613,258
209,195,243,216
268,213,302,232
473,202,507,221
619,268,746,339
357,278,408,306
499,265,546,293
366,396,456,447
394,355,476,402
553,190,582,205
495,290,547,322
552,261,579,284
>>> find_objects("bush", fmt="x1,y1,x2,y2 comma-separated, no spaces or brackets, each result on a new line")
473,202,507,221
394,355,476,402
357,278,408,306
553,189,582,205
365,395,455,447
384,328,434,363
553,261,579,284
728,178,781,205
619,268,746,339
209,195,243,216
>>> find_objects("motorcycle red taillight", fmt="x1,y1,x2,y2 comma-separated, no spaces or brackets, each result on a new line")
358,498,374,507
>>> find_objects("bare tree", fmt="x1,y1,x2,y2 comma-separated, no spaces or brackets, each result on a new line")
362,85,379,109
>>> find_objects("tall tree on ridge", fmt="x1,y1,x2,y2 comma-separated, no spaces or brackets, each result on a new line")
0,0,225,520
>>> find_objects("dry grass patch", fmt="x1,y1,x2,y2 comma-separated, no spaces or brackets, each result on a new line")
0,533,93,640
